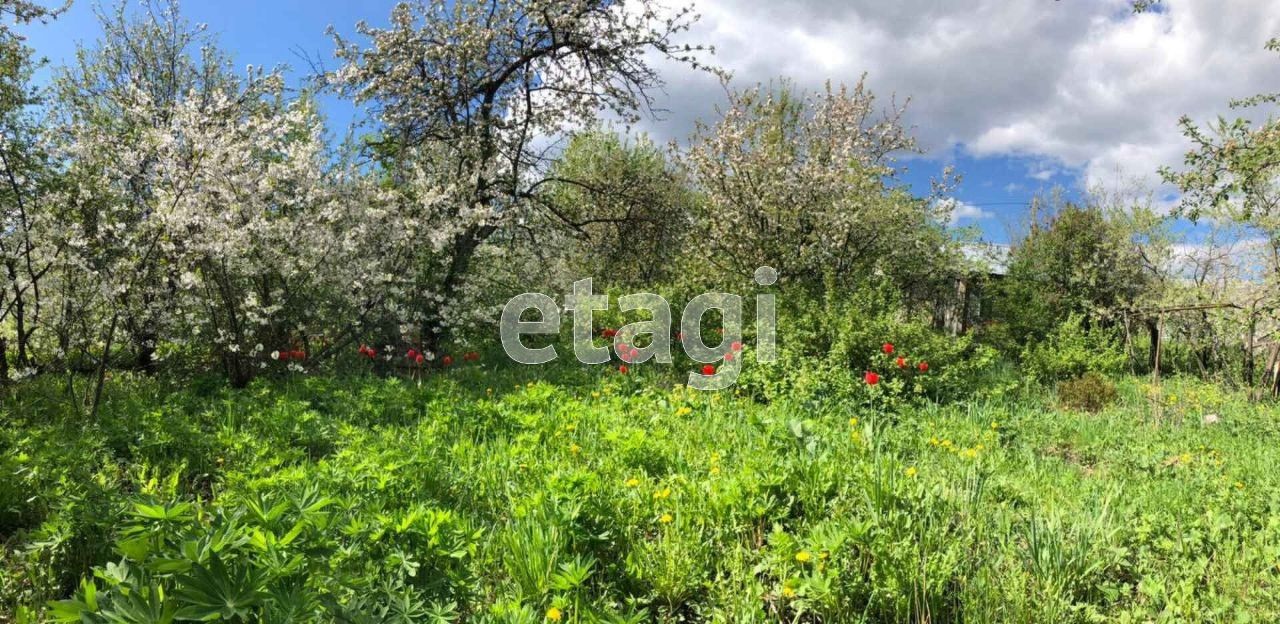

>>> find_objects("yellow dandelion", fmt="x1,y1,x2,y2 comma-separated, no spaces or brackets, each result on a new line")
929,437,940,446
1235,481,1245,490
546,607,563,622
709,466,721,475
564,423,577,432
676,406,693,417
625,477,641,488
781,586,796,599
990,421,999,430
905,466,918,478
569,443,581,455
795,551,812,563
591,391,600,399
848,417,859,427
653,487,672,500
659,513,673,524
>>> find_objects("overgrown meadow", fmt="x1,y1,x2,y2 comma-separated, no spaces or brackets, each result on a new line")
5,0,1280,621
4,344,1280,623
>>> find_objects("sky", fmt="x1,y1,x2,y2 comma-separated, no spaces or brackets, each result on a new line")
16,0,1280,244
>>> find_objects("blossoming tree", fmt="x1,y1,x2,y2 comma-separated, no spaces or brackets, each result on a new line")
327,0,713,351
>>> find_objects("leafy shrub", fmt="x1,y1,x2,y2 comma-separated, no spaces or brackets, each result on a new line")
739,280,1005,407
1022,314,1126,383
1056,372,1118,412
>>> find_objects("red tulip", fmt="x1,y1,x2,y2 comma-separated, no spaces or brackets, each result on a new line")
918,361,929,372
415,354,425,365
279,351,291,362
629,347,640,360
407,348,418,359
602,328,617,339
702,364,716,376
896,356,906,369
882,343,894,355
865,371,880,385
442,355,454,366
619,365,629,375
731,341,743,352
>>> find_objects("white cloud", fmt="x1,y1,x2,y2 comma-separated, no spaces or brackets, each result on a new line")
643,0,1280,192
944,199,995,225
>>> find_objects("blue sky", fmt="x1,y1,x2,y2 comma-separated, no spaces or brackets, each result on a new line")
18,1,1280,244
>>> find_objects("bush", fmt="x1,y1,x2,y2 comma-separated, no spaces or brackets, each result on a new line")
1056,372,1118,412
737,280,1007,407
1022,314,1126,383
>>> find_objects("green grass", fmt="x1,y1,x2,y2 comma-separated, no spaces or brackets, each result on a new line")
2,365,1279,622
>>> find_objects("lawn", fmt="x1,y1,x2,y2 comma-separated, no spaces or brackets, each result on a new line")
3,365,1279,623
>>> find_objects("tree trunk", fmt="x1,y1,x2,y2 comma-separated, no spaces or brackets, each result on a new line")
0,335,9,386
1245,307,1257,388
13,292,29,368
1145,317,1160,372
421,225,491,354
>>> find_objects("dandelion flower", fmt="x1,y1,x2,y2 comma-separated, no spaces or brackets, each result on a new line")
659,513,673,524
795,551,812,563
625,477,641,487
546,607,563,622
781,586,796,599
905,466,918,478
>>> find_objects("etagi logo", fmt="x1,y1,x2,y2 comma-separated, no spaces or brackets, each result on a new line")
500,267,779,390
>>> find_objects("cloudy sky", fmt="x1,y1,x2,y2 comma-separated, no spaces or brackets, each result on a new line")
21,0,1280,242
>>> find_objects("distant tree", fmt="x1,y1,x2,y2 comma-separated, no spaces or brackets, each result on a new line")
994,203,1148,344
543,130,694,288
684,78,954,295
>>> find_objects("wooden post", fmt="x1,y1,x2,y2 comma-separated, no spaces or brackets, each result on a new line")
1244,301,1258,391
1152,313,1165,422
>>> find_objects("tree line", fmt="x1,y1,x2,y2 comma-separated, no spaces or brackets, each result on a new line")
2,0,1278,403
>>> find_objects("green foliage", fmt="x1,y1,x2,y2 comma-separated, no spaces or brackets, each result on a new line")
544,130,696,288
5,367,1280,622
994,204,1148,345
1022,314,1127,383
739,280,1005,408
1056,372,1119,413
